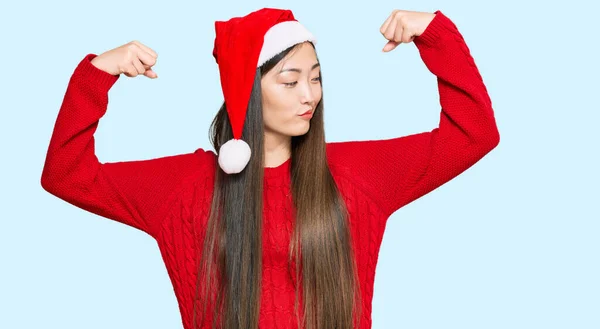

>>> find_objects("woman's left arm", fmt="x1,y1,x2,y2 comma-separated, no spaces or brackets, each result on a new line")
327,10,500,218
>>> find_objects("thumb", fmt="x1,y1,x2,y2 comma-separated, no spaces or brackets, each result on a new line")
382,40,399,52
144,69,158,79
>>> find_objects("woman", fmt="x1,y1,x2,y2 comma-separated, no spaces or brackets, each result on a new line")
40,7,499,329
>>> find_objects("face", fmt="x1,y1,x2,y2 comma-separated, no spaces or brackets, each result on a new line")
260,42,322,139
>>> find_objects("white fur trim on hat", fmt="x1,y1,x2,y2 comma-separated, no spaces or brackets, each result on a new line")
218,138,251,174
257,20,317,67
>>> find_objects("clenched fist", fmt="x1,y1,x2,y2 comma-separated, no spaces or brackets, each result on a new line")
91,40,158,78
380,10,436,52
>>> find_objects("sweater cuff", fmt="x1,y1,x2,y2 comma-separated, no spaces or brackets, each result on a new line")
413,10,457,49
72,53,120,93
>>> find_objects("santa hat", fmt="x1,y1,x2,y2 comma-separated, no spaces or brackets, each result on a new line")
212,8,317,174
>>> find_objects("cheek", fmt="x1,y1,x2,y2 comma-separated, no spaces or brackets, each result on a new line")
314,84,323,101
266,93,296,116
262,91,295,127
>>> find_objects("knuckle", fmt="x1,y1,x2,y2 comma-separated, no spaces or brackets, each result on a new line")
126,45,136,55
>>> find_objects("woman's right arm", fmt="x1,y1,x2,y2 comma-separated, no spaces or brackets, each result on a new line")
41,54,212,239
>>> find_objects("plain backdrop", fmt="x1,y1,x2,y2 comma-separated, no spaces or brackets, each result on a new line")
1,0,598,328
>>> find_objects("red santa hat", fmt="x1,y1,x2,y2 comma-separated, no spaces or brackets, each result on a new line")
212,8,317,174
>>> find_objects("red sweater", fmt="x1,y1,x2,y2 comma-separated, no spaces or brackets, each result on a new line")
41,10,499,329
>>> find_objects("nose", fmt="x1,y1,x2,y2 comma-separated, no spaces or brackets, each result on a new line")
299,81,317,106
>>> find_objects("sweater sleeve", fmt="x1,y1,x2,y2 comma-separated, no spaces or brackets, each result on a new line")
40,53,212,239
326,10,500,218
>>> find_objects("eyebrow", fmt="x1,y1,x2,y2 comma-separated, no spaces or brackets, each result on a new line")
278,63,321,74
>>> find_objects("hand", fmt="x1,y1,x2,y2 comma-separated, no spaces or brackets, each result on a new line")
91,40,159,78
379,10,436,52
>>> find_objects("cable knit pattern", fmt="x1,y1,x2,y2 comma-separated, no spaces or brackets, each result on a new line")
41,10,499,329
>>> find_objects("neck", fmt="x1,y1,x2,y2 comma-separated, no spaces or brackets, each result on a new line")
264,131,291,168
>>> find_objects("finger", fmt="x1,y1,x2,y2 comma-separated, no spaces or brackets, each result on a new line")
144,69,158,79
133,57,157,78
383,40,399,52
380,10,396,35
393,24,404,43
402,29,415,43
136,48,157,68
132,58,145,75
133,40,158,58
383,17,398,41
123,63,137,77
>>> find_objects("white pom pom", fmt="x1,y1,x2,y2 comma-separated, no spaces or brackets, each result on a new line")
218,139,251,174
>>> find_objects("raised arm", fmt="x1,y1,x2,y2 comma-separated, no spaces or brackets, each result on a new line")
327,10,500,218
41,54,212,239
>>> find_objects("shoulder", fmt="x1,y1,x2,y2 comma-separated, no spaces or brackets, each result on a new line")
325,141,375,201
153,147,217,198
325,141,391,220
160,147,217,214
189,147,217,183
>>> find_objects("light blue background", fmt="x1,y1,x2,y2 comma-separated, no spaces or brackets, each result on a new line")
1,0,598,328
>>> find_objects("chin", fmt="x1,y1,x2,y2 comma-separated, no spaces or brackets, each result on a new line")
287,125,310,137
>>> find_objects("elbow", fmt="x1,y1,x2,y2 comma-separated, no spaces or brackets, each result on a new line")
41,152,55,193
477,126,500,155
40,163,62,196
41,172,71,200
486,127,500,150
40,170,56,195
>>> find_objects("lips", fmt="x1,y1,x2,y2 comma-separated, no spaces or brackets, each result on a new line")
300,110,313,116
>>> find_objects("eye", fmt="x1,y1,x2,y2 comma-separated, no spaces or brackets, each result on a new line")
283,76,321,87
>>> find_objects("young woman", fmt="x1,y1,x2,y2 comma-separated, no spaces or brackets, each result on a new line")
41,7,499,329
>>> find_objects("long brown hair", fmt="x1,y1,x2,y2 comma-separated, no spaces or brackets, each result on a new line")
193,42,362,329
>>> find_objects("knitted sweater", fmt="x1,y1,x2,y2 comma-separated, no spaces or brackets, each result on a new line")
41,10,499,329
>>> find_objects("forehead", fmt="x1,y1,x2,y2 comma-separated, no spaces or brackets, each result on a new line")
277,42,318,70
